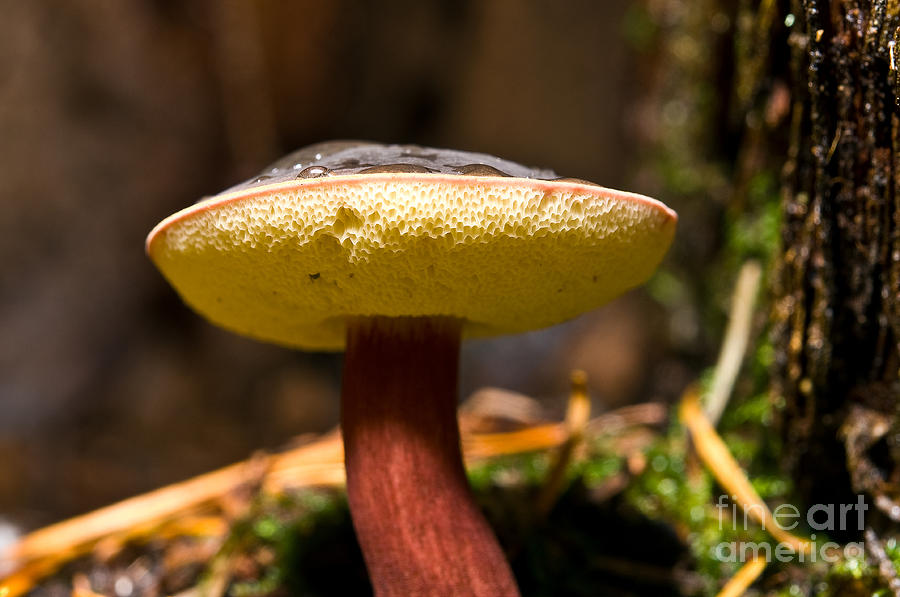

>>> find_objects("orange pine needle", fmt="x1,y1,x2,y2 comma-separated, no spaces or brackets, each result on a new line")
679,388,812,554
715,556,767,597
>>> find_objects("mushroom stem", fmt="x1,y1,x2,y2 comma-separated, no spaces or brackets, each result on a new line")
341,316,520,597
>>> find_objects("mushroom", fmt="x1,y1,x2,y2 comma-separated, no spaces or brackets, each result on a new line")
146,141,677,596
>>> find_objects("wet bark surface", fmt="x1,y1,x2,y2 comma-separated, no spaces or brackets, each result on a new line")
773,0,900,525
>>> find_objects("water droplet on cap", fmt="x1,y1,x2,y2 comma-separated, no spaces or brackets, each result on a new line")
552,177,600,186
457,164,510,177
298,166,331,178
252,174,274,184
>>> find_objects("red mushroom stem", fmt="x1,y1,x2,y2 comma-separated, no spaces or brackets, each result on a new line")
341,316,520,596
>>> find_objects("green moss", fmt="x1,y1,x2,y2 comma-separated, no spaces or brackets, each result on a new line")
582,452,624,487
622,4,659,53
724,180,782,263
468,452,552,491
217,489,368,596
816,552,883,597
229,567,283,597
645,268,690,308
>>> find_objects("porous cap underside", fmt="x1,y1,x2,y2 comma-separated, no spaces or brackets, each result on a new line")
148,144,677,350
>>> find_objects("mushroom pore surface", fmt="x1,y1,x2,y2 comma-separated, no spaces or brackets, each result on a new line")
147,142,676,350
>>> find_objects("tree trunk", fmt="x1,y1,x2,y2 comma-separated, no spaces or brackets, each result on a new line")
773,0,900,525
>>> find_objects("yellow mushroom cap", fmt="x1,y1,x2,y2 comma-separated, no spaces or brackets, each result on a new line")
147,142,677,350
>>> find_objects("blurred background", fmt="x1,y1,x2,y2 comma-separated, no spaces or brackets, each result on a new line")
0,0,724,529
